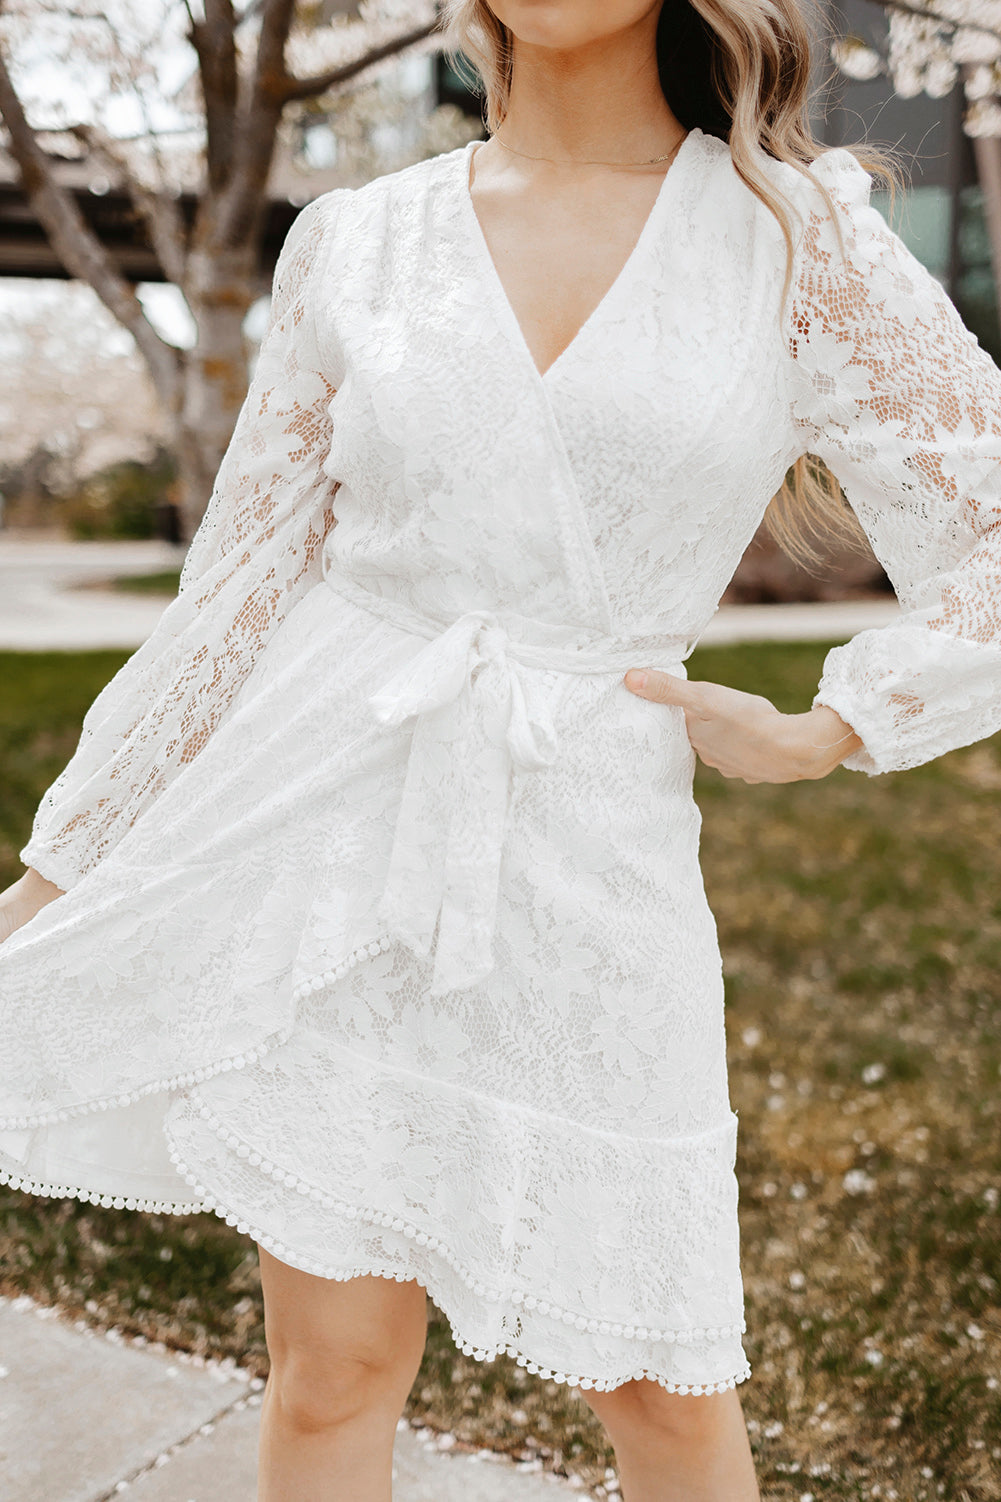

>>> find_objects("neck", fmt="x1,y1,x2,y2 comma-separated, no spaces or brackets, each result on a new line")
497,22,683,163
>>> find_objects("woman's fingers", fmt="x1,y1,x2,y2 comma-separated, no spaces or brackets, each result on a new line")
623,670,803,783
623,669,693,705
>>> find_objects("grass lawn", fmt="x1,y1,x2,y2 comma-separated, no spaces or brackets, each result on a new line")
107,569,184,595
1,641,999,1501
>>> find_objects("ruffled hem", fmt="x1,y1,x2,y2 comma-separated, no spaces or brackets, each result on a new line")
290,932,394,1003
0,932,395,1132
0,1129,752,1398
0,1160,204,1216
160,1131,750,1399
1,906,749,1397
174,1096,746,1352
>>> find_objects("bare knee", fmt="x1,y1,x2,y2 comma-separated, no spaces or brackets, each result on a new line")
258,1252,429,1435
583,1378,739,1448
268,1348,407,1434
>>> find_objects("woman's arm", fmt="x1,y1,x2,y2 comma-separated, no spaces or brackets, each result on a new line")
0,867,65,947
18,189,346,890
622,669,861,783
784,148,1001,775
628,149,1001,782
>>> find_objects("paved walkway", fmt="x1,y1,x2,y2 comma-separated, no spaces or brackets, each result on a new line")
0,1294,585,1501
0,536,185,650
0,534,903,651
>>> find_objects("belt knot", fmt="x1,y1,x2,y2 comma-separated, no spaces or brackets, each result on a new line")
366,610,559,994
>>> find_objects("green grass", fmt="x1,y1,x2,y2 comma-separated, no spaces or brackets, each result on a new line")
107,569,183,595
2,641,1000,1501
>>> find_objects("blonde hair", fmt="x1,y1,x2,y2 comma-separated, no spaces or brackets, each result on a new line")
436,0,906,569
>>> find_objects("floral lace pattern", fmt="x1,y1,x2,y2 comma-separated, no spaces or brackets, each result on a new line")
781,147,1001,772
3,130,1000,1396
18,194,343,892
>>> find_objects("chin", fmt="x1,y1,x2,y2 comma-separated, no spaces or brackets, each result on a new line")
487,0,642,52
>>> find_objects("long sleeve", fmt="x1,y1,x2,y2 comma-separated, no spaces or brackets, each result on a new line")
784,148,1001,775
20,190,345,889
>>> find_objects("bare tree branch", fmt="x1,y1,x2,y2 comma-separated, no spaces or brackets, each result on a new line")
189,0,239,189
134,64,179,204
0,0,463,534
69,123,189,285
255,0,296,91
42,8,110,20
212,0,295,246
216,3,440,245
279,18,441,104
0,35,181,411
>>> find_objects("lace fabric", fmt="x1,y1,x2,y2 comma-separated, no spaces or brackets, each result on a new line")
19,194,344,891
783,147,1001,772
3,131,1000,1397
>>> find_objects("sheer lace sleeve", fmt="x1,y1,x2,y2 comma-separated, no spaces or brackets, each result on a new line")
19,190,345,889
784,148,1001,775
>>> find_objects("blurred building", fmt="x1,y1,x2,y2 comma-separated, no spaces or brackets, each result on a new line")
809,0,999,359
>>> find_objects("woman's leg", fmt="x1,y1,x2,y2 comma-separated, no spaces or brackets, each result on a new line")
256,1246,429,1502
581,1381,760,1502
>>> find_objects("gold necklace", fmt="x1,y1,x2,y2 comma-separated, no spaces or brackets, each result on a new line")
490,129,688,169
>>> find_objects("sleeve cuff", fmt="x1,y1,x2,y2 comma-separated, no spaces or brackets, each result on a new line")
18,842,85,893
810,687,883,776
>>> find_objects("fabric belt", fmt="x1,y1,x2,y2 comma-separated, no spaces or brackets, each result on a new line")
323,567,690,997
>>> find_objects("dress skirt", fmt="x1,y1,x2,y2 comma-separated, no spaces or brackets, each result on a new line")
0,570,749,1396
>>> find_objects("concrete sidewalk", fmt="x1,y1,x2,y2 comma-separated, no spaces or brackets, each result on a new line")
0,535,903,651
0,536,184,651
0,1294,586,1501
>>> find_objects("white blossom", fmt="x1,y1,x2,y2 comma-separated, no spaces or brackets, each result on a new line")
964,61,1000,96
831,36,884,80
966,95,1001,131
952,24,1001,61
833,1,1001,134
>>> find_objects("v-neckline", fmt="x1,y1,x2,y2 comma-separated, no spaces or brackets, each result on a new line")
459,127,701,385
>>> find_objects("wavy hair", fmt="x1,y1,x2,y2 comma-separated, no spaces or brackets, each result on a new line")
436,0,906,568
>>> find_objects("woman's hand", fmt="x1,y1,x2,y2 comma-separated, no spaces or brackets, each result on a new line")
623,668,863,784
0,867,66,946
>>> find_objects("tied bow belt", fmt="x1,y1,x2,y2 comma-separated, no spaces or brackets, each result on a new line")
324,567,690,998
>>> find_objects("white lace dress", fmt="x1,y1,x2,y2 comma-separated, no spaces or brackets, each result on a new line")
2,129,1000,1397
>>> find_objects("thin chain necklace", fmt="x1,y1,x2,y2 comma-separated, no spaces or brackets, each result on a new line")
490,128,688,169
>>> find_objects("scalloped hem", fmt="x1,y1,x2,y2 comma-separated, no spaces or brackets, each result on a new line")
1,919,750,1397
0,1150,751,1397
0,1034,283,1133
0,932,397,1132
179,1095,746,1349
289,932,394,1003
162,1131,751,1398
0,1161,204,1216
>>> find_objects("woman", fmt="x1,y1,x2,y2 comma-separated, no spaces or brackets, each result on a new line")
3,0,1001,1493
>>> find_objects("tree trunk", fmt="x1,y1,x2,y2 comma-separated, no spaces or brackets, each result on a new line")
962,66,1001,337
176,246,259,541
970,132,1001,342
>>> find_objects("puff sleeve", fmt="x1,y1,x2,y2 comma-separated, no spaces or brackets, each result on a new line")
785,148,1001,775
19,190,345,889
